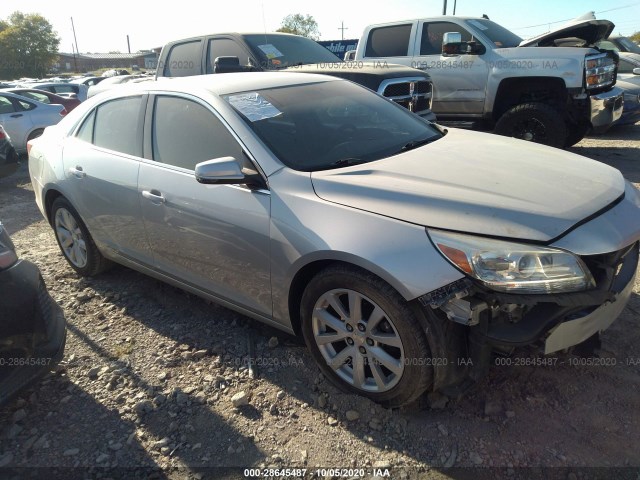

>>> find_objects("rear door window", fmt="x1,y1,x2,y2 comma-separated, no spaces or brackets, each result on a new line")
365,24,412,57
93,96,143,156
162,40,202,77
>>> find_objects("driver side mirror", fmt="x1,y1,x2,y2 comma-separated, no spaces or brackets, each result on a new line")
213,56,249,74
442,32,485,56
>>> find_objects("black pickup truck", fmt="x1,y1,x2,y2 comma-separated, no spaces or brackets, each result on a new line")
156,32,435,120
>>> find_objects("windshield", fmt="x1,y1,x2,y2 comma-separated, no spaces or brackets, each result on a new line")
618,37,640,54
224,80,443,172
243,34,342,69
465,19,523,48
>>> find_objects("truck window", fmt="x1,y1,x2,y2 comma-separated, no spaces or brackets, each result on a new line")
206,38,251,73
163,40,202,77
420,22,473,55
463,19,522,48
365,24,412,57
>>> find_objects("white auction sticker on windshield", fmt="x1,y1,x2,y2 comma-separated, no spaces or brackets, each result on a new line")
257,44,284,59
226,92,282,122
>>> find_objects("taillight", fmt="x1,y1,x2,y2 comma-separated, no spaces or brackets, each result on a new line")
0,130,5,140
27,140,33,156
60,108,68,116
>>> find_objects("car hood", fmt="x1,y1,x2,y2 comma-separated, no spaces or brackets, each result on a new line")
311,129,625,242
519,16,614,47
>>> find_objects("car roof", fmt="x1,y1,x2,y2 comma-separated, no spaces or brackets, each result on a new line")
101,72,338,98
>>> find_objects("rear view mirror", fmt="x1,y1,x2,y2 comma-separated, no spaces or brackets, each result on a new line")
344,50,356,61
633,68,640,75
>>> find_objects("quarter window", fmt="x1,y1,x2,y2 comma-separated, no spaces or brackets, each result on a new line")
0,96,16,114
93,96,143,156
152,96,243,171
76,110,96,143
365,24,412,57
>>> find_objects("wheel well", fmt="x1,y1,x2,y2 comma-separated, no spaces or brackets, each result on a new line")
287,260,395,337
44,189,63,225
493,77,568,121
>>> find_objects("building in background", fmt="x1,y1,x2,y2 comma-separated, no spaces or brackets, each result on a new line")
53,51,159,73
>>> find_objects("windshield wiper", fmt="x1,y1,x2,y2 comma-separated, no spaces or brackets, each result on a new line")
399,137,437,153
328,158,365,168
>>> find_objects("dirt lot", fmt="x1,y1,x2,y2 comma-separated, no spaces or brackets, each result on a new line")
0,124,639,480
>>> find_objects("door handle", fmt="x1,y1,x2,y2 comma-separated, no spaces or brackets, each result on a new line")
141,189,165,204
68,166,86,178
10,114,23,118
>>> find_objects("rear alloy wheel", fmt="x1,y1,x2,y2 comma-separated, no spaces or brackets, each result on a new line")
51,197,111,276
494,102,567,148
301,265,433,407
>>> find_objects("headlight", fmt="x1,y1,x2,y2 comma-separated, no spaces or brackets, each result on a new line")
0,222,18,270
428,229,595,294
584,53,616,90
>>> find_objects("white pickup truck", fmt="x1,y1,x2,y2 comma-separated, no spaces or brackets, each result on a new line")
354,16,624,147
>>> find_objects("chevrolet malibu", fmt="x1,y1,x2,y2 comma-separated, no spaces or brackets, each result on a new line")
28,73,640,407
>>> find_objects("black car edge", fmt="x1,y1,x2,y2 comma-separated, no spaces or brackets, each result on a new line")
0,221,66,406
0,126,19,178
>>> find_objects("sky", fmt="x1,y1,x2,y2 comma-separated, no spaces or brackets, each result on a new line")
5,0,640,53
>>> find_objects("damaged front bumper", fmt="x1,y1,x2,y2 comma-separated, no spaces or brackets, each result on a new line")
421,241,638,354
590,86,624,133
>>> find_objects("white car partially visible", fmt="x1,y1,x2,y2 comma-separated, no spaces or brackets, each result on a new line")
0,91,66,153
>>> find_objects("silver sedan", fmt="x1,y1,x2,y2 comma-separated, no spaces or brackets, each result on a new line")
28,73,640,407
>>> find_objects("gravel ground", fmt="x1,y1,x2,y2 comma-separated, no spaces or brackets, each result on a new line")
0,124,639,480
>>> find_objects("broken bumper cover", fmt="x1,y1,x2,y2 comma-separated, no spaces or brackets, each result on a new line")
484,242,638,352
590,86,624,133
544,266,635,353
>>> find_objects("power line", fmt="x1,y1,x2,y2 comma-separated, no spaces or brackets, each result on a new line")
512,2,640,30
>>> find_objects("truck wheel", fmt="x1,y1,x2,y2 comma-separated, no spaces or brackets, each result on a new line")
494,103,567,148
564,123,590,148
300,265,433,408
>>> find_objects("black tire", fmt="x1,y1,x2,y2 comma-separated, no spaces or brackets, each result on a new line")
27,129,44,142
564,123,590,148
300,265,433,408
50,197,111,276
494,103,567,148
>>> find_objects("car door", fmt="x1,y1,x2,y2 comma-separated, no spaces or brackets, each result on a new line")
138,93,272,316
0,94,34,150
61,94,152,264
413,21,490,115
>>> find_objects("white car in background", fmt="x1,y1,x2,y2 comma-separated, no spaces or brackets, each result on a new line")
0,91,66,153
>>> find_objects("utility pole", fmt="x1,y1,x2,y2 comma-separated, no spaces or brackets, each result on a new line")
453,0,457,15
127,35,131,54
70,17,80,72
71,43,78,73
442,0,447,15
338,21,348,40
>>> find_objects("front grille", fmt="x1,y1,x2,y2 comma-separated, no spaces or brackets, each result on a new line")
381,80,432,112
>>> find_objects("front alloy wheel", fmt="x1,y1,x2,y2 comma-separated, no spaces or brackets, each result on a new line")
312,288,405,393
301,265,434,407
